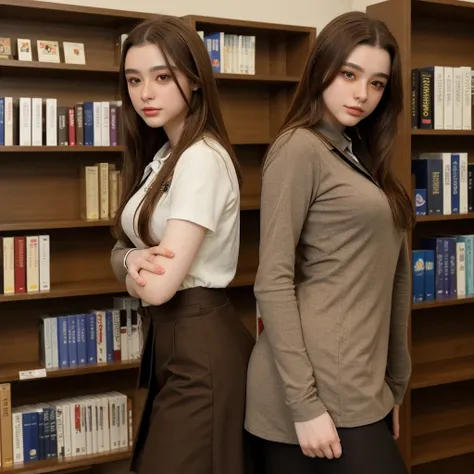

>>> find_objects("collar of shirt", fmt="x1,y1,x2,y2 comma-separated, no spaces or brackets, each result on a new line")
141,142,172,182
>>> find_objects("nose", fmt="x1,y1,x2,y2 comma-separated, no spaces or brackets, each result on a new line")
355,82,368,104
140,79,155,103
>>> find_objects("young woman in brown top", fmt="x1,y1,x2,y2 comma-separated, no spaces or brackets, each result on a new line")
244,11,415,474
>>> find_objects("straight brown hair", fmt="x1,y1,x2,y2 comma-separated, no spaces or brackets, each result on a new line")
112,15,241,246
273,11,415,230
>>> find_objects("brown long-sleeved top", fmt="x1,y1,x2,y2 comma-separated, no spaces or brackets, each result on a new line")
244,121,411,445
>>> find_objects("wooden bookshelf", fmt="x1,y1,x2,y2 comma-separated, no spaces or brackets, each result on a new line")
0,1,315,471
367,1,474,471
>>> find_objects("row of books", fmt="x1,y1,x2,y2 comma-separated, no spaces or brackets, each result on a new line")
81,163,122,221
412,235,474,303
0,383,132,466
412,66,473,130
199,31,255,75
412,152,472,216
1,235,50,296
40,296,142,369
0,97,123,147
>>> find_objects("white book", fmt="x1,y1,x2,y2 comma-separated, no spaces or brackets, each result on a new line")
70,398,86,456
40,316,53,369
112,309,121,359
50,317,59,369
96,162,109,219
62,400,72,457
31,98,43,146
443,67,454,129
39,235,50,291
461,66,472,130
26,236,39,293
19,97,31,146
433,66,444,129
46,98,57,146
453,67,463,130
459,152,468,213
456,241,466,297
100,102,110,146
4,97,13,146
2,237,14,295
11,409,24,464
55,404,64,458
93,102,102,146
248,35,256,75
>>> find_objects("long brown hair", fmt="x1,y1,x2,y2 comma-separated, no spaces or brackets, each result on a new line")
112,15,241,246
273,11,414,230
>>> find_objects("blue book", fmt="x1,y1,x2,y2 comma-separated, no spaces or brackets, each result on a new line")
83,102,94,145
105,311,114,363
22,411,39,462
451,153,460,214
412,250,425,302
0,98,4,146
57,316,69,368
67,316,77,367
414,188,427,216
423,249,435,301
76,314,87,365
422,238,445,299
85,312,97,364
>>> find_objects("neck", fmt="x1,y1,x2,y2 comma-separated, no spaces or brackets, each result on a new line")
322,110,345,133
163,115,186,148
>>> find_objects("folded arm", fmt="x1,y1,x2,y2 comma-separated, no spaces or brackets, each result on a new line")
385,234,412,404
110,239,130,283
126,219,205,305
255,130,327,422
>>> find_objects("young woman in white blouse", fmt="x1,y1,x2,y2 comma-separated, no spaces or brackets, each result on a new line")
109,15,254,474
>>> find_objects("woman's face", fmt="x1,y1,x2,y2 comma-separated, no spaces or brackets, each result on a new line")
124,42,194,144
322,44,390,132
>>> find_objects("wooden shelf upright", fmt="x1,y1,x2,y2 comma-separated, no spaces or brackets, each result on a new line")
0,1,315,472
368,0,474,472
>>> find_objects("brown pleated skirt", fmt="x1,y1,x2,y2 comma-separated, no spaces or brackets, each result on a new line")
130,286,255,474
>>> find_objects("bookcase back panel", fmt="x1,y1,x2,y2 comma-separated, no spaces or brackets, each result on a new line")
0,19,119,67
0,153,122,223
0,311,39,364
0,77,118,106
269,86,297,138
411,380,474,438
411,219,474,249
411,307,474,364
233,211,259,286
411,17,474,69
412,136,474,158
219,84,271,144
413,453,474,474
235,144,265,210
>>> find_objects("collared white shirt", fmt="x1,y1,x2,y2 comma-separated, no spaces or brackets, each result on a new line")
121,137,240,291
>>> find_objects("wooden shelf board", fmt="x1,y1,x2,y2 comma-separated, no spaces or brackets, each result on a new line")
0,219,112,232
0,0,151,26
0,279,125,303
184,14,314,34
0,360,140,384
412,423,474,466
411,355,474,389
412,129,474,136
0,448,131,473
416,213,474,222
412,295,474,310
215,73,300,84
0,146,124,153
413,0,474,21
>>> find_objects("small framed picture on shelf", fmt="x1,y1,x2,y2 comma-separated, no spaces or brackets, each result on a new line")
0,37,12,59
37,39,60,63
17,38,33,61
63,41,86,65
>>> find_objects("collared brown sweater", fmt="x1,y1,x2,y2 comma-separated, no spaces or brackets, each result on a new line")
244,121,411,444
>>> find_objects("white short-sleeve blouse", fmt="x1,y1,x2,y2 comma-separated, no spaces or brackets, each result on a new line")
121,136,240,290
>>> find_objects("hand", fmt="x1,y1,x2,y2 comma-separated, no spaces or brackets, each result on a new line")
126,245,174,286
294,412,342,459
392,405,400,440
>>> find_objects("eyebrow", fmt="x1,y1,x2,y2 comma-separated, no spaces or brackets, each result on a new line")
124,64,175,75
344,61,389,80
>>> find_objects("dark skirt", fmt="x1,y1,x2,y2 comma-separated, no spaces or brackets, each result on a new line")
130,286,255,474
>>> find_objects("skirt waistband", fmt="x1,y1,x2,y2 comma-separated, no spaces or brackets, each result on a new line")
141,287,228,322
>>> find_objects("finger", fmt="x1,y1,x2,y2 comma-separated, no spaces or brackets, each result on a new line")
315,448,326,458
129,269,146,286
322,446,334,459
150,246,174,257
301,446,316,458
142,261,164,275
331,440,343,458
